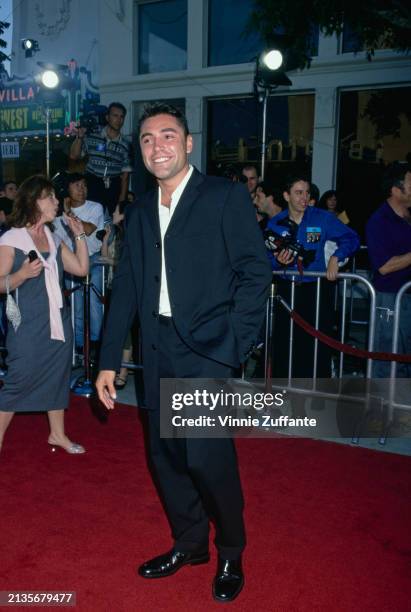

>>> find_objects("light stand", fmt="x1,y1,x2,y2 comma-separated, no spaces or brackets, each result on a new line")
254,50,292,180
37,68,60,178
70,274,95,397
45,107,51,178
260,89,269,181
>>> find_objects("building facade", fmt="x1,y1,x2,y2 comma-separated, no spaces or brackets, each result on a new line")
4,0,411,233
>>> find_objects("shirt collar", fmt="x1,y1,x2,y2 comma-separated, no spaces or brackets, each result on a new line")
171,165,194,204
157,165,194,213
101,126,122,143
382,200,407,222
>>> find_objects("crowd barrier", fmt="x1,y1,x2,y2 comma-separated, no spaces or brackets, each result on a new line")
268,270,376,380
69,258,143,396
2,255,407,441
348,245,369,325
263,271,411,443
389,280,411,421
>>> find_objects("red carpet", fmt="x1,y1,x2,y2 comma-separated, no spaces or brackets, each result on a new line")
1,396,410,612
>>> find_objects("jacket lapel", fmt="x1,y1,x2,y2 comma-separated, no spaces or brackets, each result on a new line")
139,168,205,239
166,169,205,235
140,188,160,240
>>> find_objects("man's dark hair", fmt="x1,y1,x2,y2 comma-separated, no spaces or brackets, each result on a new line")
107,102,127,116
284,175,311,193
3,180,17,189
138,103,189,137
382,162,411,199
242,164,259,176
66,172,87,186
257,180,282,205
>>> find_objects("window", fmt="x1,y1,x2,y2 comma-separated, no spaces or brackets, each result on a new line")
341,24,362,54
138,0,187,74
342,22,391,54
208,0,263,66
207,95,314,185
208,0,318,67
337,87,411,238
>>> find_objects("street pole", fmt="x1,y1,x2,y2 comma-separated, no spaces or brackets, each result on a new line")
260,88,269,181
45,107,51,178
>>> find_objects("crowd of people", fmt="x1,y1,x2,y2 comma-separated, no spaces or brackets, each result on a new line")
221,160,411,379
1,109,410,383
0,105,409,386
0,100,410,603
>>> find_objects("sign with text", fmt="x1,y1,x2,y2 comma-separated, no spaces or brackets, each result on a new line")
1,141,20,159
0,63,99,137
0,105,65,133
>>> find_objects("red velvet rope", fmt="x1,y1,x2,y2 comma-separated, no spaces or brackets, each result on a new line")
288,309,411,363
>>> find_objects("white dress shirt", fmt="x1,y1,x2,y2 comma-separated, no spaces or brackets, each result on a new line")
158,165,194,316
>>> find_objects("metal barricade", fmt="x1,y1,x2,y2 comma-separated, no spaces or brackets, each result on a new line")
267,270,376,382
262,271,411,444
387,280,411,424
95,255,144,373
69,256,144,390
69,259,105,396
348,246,369,326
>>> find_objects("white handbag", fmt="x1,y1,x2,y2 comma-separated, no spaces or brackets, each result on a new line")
5,274,21,332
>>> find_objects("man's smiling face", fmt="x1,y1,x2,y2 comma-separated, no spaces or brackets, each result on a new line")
139,113,193,186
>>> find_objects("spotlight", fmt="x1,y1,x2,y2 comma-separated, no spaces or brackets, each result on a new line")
21,38,39,58
35,67,62,178
262,50,283,71
40,70,60,89
253,47,292,181
255,48,292,89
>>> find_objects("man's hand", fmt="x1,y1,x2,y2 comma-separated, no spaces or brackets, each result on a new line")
276,248,295,266
96,370,117,410
326,255,339,281
75,126,87,139
112,204,125,226
69,127,87,160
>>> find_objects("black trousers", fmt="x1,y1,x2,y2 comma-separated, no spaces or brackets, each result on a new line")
147,316,245,560
85,172,121,215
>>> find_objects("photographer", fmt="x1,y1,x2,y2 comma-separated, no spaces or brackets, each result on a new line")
266,176,360,377
53,174,105,356
69,102,132,216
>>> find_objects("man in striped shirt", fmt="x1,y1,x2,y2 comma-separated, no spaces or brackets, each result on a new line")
70,102,132,215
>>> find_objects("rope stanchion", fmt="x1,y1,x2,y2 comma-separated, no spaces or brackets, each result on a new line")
278,297,411,363
69,261,106,397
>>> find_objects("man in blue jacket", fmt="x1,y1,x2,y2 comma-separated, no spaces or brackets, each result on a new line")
267,176,359,378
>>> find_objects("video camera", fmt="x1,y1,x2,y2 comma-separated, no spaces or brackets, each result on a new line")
78,104,108,132
263,229,316,268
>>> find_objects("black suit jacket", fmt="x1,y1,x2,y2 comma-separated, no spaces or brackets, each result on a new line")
99,169,271,402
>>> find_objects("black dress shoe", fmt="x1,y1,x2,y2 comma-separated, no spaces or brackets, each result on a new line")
138,549,210,579
213,556,244,602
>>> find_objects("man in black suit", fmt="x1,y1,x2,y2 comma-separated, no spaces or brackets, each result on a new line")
96,103,271,603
